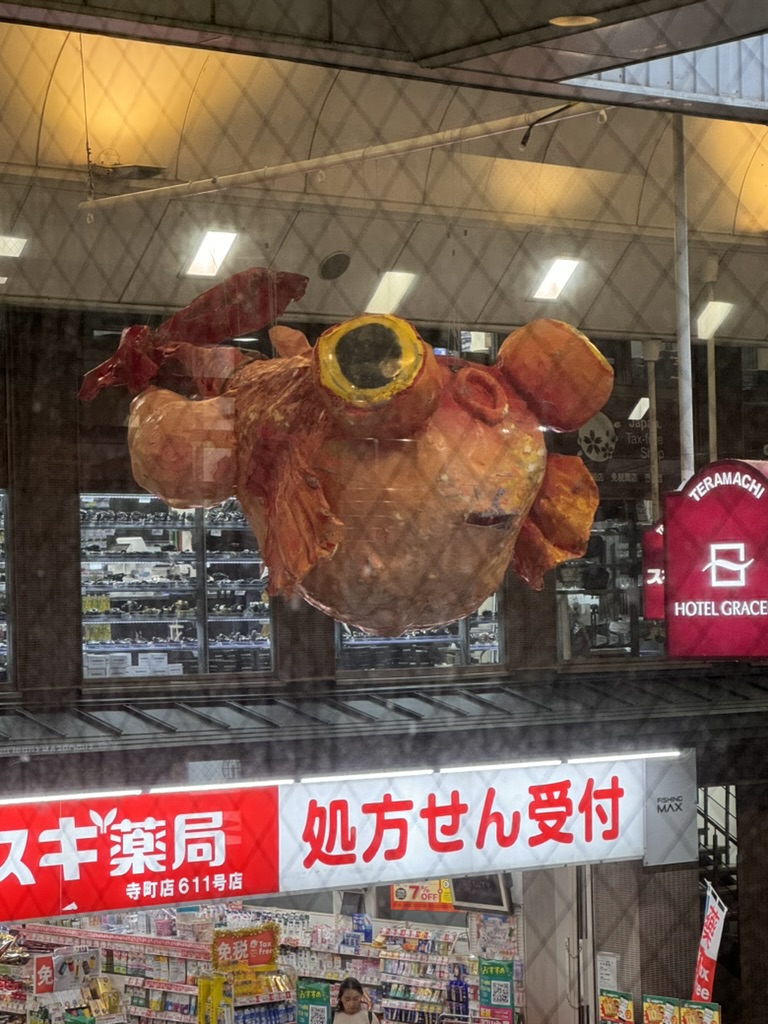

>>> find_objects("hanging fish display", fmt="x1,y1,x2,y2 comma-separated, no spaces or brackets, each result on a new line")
80,267,613,635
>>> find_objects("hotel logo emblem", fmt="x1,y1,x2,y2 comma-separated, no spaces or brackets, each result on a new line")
702,542,754,588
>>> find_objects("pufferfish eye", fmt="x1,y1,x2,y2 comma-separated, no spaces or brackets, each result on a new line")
315,314,424,406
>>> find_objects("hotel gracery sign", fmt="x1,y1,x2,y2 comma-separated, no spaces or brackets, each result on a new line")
663,459,768,658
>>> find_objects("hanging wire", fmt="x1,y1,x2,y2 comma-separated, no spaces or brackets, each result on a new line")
78,34,96,206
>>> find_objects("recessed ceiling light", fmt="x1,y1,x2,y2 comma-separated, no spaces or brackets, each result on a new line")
628,396,650,421
533,258,579,300
0,278,7,286
697,300,733,339
186,230,237,277
0,235,27,258
549,14,601,27
365,271,416,313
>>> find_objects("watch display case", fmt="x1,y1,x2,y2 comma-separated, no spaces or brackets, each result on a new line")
336,592,502,671
205,501,271,674
0,492,7,685
556,501,662,660
80,494,272,679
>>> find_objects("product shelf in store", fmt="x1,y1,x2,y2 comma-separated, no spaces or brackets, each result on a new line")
83,642,199,653
82,585,198,595
233,993,294,1007
0,1001,26,1015
381,999,443,1011
83,616,198,625
127,983,197,996
81,555,198,563
15,924,210,961
127,1007,193,1022
80,494,273,677
206,557,262,564
381,979,448,991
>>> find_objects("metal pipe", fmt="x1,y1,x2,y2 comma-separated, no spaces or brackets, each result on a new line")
672,113,696,485
648,358,661,520
79,101,605,213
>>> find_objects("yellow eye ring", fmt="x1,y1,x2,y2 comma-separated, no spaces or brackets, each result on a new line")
315,314,425,405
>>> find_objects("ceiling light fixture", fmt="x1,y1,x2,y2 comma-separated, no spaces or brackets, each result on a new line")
301,768,433,783
533,258,579,300
150,778,294,794
697,300,733,340
440,759,562,773
549,15,601,27
365,271,416,314
628,396,650,421
0,236,27,258
568,749,680,765
186,230,237,277
0,788,142,806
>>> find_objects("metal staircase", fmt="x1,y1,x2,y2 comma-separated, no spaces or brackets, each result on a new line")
698,786,739,972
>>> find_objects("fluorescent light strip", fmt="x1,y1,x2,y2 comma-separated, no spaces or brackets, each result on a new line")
150,779,294,794
440,759,562,774
568,749,680,765
365,271,416,314
301,769,433,784
533,258,579,300
186,230,237,277
0,236,27,258
697,300,733,340
628,396,650,420
0,788,142,806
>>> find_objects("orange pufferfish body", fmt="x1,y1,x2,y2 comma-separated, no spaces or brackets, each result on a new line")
81,268,613,636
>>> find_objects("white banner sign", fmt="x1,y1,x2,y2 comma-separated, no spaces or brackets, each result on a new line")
278,761,646,891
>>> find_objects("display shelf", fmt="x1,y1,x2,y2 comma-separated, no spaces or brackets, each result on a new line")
556,504,647,662
233,993,293,1007
80,495,273,679
127,983,197,996
336,593,501,671
0,492,8,685
127,1008,192,1023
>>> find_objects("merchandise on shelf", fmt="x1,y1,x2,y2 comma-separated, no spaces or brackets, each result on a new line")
13,909,525,1024
79,495,272,678
337,593,501,671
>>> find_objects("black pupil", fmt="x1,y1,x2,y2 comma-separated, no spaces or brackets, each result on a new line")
335,324,402,389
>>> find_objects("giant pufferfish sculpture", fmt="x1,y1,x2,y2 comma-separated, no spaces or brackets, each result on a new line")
79,267,613,635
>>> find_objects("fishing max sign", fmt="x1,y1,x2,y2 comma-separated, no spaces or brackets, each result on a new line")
663,459,768,658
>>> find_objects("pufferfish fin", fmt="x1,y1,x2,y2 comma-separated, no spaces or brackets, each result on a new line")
260,446,345,595
512,453,599,590
268,325,312,359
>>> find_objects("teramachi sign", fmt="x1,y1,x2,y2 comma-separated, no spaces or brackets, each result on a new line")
664,459,768,657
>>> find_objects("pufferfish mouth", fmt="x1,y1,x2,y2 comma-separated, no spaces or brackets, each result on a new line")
465,511,517,529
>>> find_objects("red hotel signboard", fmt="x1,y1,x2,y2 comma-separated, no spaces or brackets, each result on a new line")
664,459,768,658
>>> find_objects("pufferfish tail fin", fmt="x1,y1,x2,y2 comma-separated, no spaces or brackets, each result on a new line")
512,453,599,590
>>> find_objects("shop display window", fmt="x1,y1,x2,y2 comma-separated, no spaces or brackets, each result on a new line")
556,501,664,662
0,492,7,686
80,494,272,680
336,592,502,671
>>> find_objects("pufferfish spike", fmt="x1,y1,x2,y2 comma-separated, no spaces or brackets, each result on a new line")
497,318,613,433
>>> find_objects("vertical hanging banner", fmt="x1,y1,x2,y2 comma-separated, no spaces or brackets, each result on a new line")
297,980,331,1024
691,883,727,1002
641,522,665,620
478,959,514,1024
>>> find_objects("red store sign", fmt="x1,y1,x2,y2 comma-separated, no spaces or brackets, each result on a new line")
0,753,693,921
663,459,768,658
0,788,279,922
